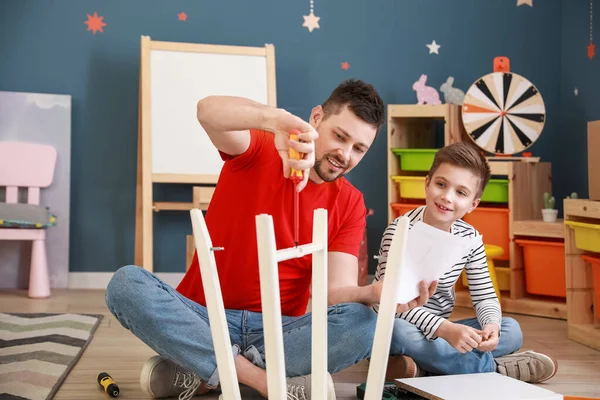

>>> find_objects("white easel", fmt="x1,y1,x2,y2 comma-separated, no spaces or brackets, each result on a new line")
189,207,410,399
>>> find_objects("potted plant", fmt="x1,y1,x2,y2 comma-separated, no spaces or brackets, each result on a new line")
565,192,579,200
542,192,557,222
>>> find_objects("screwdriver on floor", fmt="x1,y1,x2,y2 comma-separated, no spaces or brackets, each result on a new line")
289,130,303,247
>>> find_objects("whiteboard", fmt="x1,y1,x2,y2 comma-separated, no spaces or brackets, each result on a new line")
149,45,271,177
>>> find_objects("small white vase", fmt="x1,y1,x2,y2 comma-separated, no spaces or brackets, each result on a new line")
541,209,558,222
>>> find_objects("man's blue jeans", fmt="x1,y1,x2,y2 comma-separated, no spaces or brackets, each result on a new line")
105,265,378,388
390,316,523,375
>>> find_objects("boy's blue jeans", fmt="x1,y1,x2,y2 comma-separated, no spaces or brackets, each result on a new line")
390,315,523,375
105,265,378,388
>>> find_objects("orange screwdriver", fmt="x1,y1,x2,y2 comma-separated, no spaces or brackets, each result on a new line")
289,130,303,247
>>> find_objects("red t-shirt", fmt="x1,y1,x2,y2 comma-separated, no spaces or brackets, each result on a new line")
177,129,366,316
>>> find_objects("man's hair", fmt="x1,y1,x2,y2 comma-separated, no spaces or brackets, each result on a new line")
428,142,491,198
321,79,385,130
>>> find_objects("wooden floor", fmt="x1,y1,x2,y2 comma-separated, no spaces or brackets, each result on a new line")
2,289,600,399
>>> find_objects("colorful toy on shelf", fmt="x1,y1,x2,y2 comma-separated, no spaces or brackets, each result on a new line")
440,76,465,105
542,192,558,222
493,56,510,73
461,56,546,155
413,74,441,105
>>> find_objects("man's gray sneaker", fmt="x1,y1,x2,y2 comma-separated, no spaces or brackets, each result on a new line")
140,355,212,399
495,350,558,383
284,373,336,400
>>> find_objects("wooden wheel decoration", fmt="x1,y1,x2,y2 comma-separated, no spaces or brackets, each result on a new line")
461,71,546,155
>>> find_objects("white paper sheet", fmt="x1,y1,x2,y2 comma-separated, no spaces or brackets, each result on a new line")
394,221,480,304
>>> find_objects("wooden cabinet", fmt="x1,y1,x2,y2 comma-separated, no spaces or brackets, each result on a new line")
564,198,600,351
387,104,567,319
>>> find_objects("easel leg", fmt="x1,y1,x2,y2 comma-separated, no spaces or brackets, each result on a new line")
134,72,143,267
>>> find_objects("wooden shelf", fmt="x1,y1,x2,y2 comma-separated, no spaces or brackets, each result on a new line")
454,290,566,320
568,324,600,351
512,219,565,239
152,201,209,212
388,104,452,119
152,202,194,212
387,103,567,320
564,198,600,350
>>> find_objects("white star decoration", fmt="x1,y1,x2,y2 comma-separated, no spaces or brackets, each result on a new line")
574,87,579,96
426,40,440,54
517,0,533,6
303,11,320,32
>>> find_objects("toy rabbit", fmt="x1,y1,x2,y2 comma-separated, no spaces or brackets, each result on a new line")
413,74,441,105
440,76,465,105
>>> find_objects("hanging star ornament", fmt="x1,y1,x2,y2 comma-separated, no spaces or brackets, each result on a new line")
426,40,440,54
85,12,106,34
517,0,533,6
588,42,596,60
303,12,320,32
341,62,350,70
178,12,187,21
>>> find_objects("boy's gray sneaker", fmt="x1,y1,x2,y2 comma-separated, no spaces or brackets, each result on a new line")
495,350,558,383
140,355,213,399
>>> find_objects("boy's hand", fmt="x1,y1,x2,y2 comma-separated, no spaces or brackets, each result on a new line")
477,323,500,352
437,321,484,353
370,280,438,313
271,109,318,192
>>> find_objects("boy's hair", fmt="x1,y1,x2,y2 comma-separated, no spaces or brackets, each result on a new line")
322,79,386,131
428,142,491,198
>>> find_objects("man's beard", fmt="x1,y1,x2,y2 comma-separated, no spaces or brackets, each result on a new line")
313,154,348,182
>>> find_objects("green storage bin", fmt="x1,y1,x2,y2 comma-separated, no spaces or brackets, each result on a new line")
391,148,438,171
481,179,509,203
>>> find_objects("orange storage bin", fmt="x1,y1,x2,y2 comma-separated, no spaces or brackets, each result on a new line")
462,207,510,261
581,254,600,319
514,239,566,298
391,202,424,219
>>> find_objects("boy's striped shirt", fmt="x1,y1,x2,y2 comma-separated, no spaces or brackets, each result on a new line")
373,205,502,340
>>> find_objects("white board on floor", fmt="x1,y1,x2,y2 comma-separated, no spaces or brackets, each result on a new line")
395,373,563,400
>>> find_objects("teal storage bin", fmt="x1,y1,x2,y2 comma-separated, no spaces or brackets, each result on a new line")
481,179,509,203
391,148,438,171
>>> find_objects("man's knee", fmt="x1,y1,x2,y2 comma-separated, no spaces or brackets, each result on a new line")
105,265,148,310
334,303,377,349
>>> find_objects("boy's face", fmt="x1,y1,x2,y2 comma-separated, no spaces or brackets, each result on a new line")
424,162,481,227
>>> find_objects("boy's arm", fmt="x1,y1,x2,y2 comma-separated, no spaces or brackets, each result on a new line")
465,238,502,330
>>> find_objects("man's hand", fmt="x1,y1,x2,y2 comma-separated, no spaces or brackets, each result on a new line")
437,321,484,354
271,109,319,192
477,323,500,352
370,280,438,313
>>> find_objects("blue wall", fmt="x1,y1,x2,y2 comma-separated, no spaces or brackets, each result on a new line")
558,0,599,205
0,0,586,274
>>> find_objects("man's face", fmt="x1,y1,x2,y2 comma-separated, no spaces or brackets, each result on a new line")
309,105,377,183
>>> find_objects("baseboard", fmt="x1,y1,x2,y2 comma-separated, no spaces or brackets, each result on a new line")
68,272,185,289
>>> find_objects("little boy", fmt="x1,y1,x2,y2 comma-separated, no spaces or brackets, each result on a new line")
374,142,558,383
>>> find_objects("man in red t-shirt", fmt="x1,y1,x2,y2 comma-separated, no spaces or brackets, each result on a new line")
105,79,436,399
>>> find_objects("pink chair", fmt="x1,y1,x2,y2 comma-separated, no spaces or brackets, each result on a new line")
0,142,57,298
